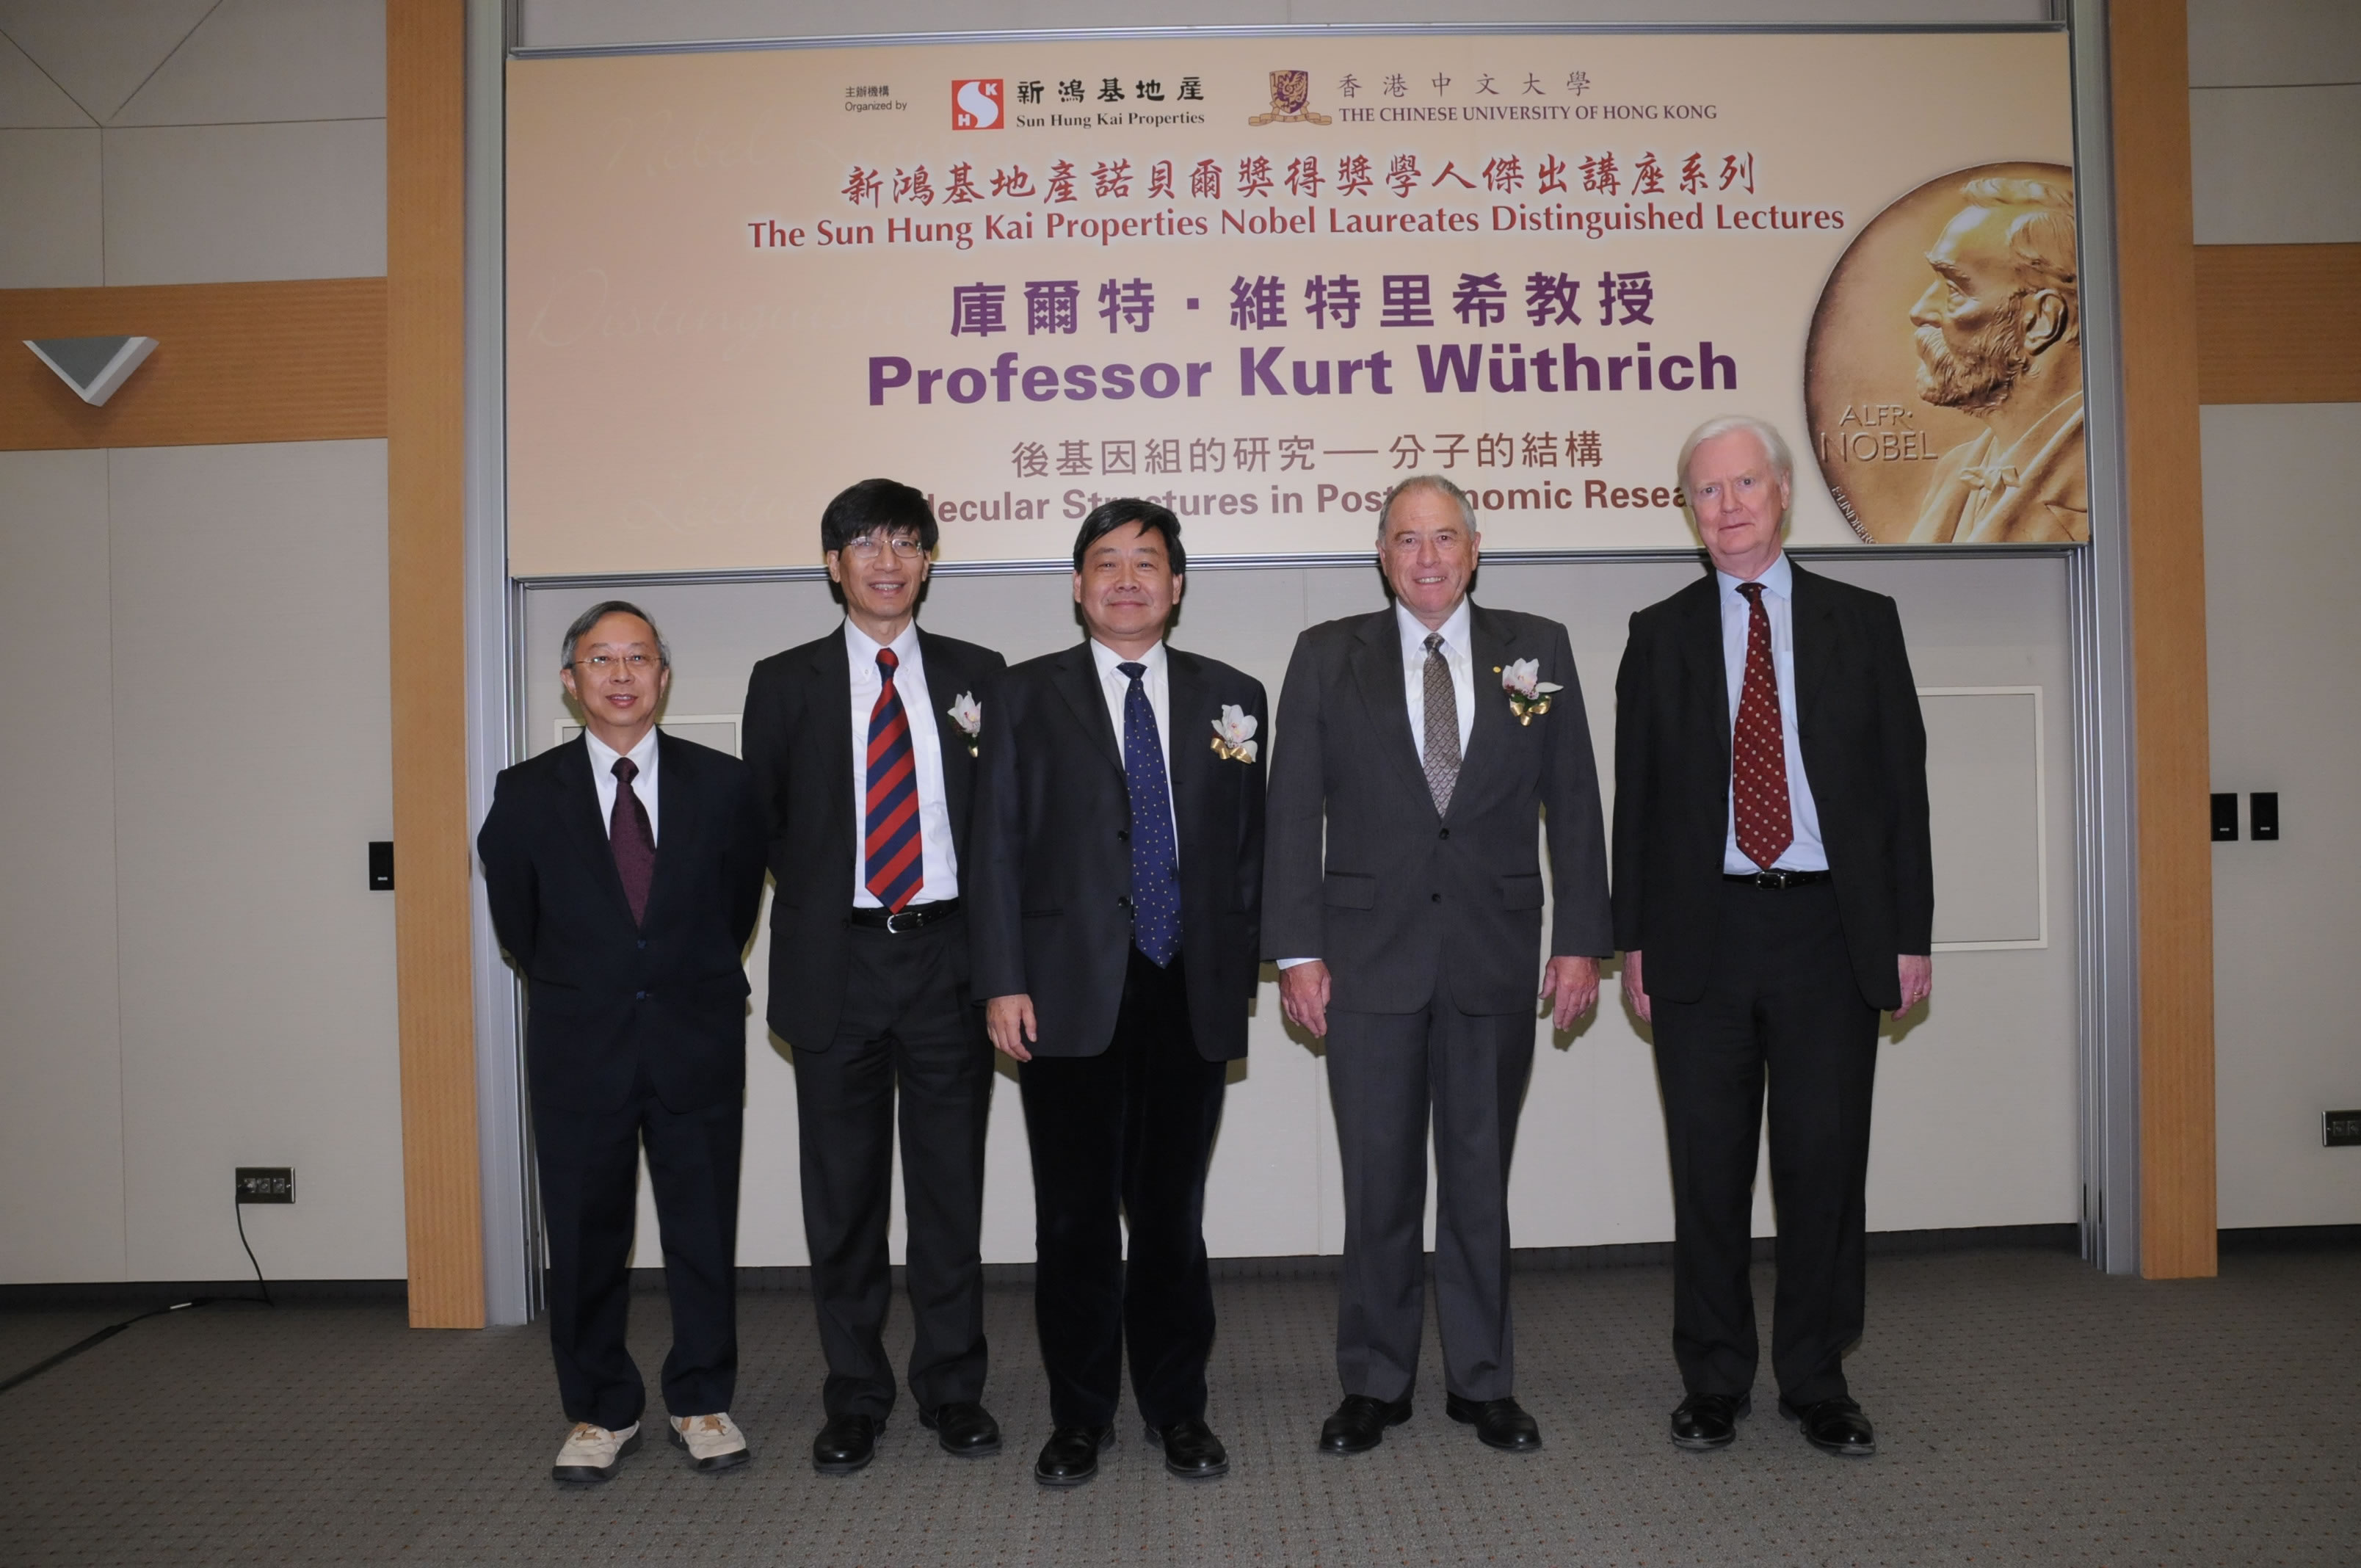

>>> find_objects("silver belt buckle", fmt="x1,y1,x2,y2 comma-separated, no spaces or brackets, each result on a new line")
885,908,918,934
1756,869,1793,889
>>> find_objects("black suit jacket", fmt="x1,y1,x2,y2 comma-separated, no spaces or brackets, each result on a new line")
1261,603,1612,1015
741,625,1006,1049
968,642,1266,1061
478,732,769,1113
1611,559,1934,1010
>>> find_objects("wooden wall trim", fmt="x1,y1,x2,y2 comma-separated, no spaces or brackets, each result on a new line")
2111,1,2218,1280
0,279,385,451
2195,243,2361,404
389,0,485,1328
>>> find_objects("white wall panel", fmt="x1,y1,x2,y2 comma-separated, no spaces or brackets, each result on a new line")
0,450,126,1283
0,31,94,128
109,440,403,1282
112,0,386,127
2204,404,2361,1230
2188,0,2361,88
0,127,100,287
101,119,387,286
0,0,216,122
2189,84,2361,244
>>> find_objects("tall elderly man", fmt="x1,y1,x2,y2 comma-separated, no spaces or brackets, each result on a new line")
1265,473,1611,1458
479,601,769,1482
1614,415,1933,1459
741,478,1008,1476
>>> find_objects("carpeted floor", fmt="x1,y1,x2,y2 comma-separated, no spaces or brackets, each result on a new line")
2,1246,2354,1566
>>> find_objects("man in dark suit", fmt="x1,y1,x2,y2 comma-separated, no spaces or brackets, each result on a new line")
740,478,1007,1476
1613,415,1934,1459
971,499,1266,1487
1264,473,1612,1458
478,600,768,1484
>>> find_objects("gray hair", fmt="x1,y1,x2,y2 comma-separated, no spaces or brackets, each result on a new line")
560,599,672,672
1675,414,1795,495
1376,473,1476,542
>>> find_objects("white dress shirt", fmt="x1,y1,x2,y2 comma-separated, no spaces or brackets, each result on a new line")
1397,597,1477,763
848,619,961,906
585,725,661,846
1716,552,1827,873
1089,636,1180,853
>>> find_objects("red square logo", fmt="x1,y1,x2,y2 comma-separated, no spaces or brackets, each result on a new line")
952,79,1003,130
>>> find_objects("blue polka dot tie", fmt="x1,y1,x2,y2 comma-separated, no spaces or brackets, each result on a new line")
1118,661,1182,968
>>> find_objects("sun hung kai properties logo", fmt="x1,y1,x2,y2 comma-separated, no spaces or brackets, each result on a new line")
952,79,1003,129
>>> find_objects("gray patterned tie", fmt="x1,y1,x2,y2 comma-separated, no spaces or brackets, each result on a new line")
1422,631,1461,815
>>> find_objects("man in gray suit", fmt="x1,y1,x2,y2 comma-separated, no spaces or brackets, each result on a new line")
1264,473,1613,1456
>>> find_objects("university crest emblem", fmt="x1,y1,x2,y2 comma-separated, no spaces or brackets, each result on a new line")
1248,69,1332,126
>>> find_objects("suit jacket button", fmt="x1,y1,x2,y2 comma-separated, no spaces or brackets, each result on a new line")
1437,828,1450,840
634,990,649,1000
1117,895,1131,909
1430,893,1443,903
1117,828,1128,841
636,939,648,950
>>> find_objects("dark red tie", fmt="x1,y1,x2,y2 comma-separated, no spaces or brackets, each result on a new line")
610,755,655,924
1733,582,1794,871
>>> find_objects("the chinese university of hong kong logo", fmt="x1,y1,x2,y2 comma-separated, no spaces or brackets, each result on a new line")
951,79,1003,130
1248,69,1330,126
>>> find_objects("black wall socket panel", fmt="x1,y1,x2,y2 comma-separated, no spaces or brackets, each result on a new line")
368,841,394,890
2325,1111,2361,1147
236,1167,294,1204
2210,794,2238,841
2249,793,2279,841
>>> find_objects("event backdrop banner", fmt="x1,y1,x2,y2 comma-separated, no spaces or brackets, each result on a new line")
506,30,2079,576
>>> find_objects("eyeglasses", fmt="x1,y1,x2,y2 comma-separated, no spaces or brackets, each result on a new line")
573,653,659,675
840,536,927,561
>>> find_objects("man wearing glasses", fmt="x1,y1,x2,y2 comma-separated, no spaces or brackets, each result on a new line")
741,479,1009,1474
478,601,769,1482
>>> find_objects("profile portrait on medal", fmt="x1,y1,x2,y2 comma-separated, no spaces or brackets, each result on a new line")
1804,161,2086,545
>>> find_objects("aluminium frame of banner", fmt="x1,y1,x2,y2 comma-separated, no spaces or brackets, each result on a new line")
462,2,2140,1325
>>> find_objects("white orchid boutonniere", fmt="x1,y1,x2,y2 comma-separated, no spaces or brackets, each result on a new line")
947,692,982,756
1209,704,1259,763
1497,658,1562,726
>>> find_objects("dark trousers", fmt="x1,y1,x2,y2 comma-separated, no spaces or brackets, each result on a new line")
1327,988,1534,1404
1651,880,1880,1406
791,915,993,1419
532,1062,741,1431
1018,948,1227,1430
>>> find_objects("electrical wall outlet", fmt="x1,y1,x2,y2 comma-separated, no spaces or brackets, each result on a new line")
2324,1111,2361,1148
2210,793,2238,841
235,1167,294,1204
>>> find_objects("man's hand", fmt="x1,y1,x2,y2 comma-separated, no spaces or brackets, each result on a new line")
985,994,1037,1061
1620,950,1651,1024
1278,960,1332,1039
1540,956,1600,1031
1895,955,1933,1017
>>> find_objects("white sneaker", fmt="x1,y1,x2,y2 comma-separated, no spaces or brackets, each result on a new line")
672,1412,751,1472
552,1420,640,1483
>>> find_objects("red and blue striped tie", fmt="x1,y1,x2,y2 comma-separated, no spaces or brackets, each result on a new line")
863,648,924,911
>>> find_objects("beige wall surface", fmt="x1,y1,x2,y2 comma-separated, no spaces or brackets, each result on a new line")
521,550,2079,1266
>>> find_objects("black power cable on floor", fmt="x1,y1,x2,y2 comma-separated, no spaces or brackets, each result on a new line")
0,1187,276,1396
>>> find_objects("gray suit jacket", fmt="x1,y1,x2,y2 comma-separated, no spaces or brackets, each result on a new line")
1261,602,1612,1015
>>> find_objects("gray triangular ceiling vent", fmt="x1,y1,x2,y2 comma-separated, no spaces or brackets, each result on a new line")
26,335,159,407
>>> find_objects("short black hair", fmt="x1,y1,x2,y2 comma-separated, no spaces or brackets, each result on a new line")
820,477,940,556
1070,497,1186,576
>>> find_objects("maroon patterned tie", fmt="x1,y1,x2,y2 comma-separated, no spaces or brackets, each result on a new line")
1733,582,1794,871
610,755,656,924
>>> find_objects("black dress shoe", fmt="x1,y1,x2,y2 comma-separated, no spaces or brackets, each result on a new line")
1444,1393,1541,1453
1318,1394,1412,1455
920,1401,1002,1457
1669,1392,1752,1451
1780,1395,1876,1457
811,1412,882,1476
1147,1416,1229,1480
1033,1425,1114,1487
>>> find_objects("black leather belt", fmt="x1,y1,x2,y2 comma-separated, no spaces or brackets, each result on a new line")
1725,869,1832,888
847,898,962,934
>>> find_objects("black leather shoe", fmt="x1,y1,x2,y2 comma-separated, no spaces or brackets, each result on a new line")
920,1401,1002,1457
811,1412,882,1476
1147,1416,1229,1479
1445,1393,1541,1453
1319,1394,1412,1455
1669,1392,1752,1451
1780,1395,1876,1457
1033,1425,1114,1487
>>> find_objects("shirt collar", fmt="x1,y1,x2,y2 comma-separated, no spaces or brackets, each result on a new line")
1715,551,1793,603
1396,595,1473,658
844,617,921,669
584,724,659,777
1089,637,1167,684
